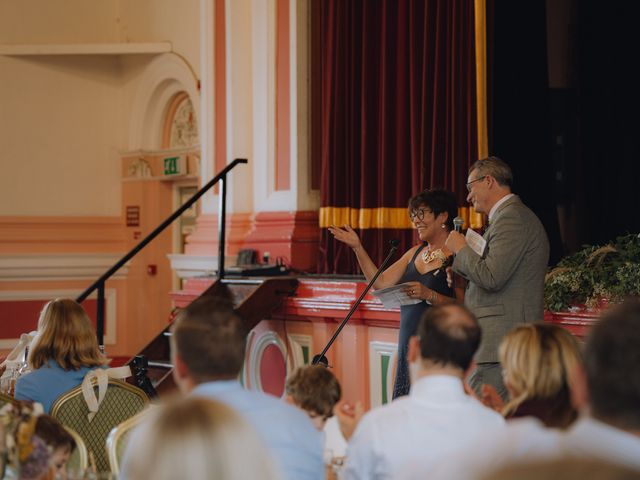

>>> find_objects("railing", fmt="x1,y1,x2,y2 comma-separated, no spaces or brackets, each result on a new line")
76,158,248,349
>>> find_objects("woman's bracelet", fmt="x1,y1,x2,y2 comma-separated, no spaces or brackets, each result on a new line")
430,290,437,304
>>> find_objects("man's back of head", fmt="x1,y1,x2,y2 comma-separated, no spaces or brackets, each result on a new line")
171,295,247,388
584,298,640,430
416,304,482,373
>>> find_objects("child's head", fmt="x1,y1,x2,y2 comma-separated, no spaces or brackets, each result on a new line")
285,365,341,430
35,415,76,474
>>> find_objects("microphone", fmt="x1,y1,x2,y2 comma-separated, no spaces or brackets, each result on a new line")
312,239,400,366
453,217,464,232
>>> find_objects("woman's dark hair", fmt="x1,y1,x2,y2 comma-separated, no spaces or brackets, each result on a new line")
408,189,458,231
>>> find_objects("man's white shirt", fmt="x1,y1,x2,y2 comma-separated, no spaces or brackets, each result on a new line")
563,417,640,470
421,416,640,480
341,375,505,480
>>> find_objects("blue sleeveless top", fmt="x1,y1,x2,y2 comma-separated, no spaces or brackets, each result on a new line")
393,244,454,398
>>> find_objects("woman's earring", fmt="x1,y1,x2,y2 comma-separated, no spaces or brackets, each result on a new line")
441,224,446,229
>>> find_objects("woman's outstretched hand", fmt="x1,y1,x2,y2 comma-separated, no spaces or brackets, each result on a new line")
328,225,362,250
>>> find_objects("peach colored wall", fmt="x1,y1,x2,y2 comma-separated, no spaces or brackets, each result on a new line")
0,54,122,216
0,278,129,357
0,217,125,254
0,0,119,43
0,0,201,361
116,0,200,75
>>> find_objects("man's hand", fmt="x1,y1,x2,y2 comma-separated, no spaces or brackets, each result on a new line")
445,231,467,254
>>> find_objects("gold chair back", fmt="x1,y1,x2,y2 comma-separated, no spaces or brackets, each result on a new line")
50,379,148,473
106,408,152,476
64,425,88,473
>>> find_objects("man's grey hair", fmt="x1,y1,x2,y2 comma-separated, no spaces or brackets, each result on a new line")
470,156,513,188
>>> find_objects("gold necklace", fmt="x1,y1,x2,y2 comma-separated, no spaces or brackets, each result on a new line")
422,247,447,265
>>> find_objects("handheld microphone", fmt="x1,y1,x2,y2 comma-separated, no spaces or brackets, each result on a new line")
453,217,464,232
389,239,400,250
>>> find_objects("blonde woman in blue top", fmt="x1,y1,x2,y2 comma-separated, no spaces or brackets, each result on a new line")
15,298,108,412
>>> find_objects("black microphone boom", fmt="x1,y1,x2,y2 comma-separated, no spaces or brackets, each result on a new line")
312,239,400,366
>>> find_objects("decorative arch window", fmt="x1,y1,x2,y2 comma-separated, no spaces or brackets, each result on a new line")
162,92,199,149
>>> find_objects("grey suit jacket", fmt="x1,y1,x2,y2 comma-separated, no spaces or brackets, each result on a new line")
453,195,550,363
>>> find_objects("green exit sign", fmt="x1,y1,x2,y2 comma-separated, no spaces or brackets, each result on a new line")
164,156,182,176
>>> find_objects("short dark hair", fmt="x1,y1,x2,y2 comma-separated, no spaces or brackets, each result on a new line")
172,296,247,382
408,189,459,231
469,156,513,188
417,304,481,371
585,298,640,429
285,365,341,418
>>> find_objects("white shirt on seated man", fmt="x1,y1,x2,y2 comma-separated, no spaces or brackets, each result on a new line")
418,299,640,480
341,304,505,480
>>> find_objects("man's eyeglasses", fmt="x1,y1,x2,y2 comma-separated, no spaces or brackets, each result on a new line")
409,208,432,222
466,175,487,192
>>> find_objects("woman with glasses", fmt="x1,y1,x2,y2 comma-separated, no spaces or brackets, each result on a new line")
329,189,462,398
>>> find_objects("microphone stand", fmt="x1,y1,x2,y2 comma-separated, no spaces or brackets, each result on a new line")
312,240,400,366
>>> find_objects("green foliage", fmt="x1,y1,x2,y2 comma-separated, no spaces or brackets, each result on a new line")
544,234,640,312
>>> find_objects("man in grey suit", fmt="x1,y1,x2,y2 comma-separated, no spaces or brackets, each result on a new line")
445,157,549,398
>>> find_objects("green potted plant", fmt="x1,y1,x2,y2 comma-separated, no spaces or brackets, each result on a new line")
544,233,640,313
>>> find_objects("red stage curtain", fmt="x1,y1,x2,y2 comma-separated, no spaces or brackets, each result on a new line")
319,0,481,274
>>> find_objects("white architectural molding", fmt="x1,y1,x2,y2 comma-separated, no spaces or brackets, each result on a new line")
167,253,239,279
0,254,129,282
368,341,397,408
119,146,201,157
128,54,200,151
0,288,117,348
252,0,281,210
0,42,172,56
167,253,217,278
293,0,320,210
251,0,319,212
199,0,218,214
225,0,253,214
247,331,287,395
287,333,312,369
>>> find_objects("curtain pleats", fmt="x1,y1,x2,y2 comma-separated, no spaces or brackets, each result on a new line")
319,0,483,274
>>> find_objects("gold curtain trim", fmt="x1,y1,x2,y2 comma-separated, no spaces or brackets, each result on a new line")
319,207,413,229
458,206,485,230
319,207,485,230
474,0,489,159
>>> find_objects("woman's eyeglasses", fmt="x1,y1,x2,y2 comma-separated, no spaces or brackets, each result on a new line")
409,208,432,222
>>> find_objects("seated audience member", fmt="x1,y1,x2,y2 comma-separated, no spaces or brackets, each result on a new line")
170,296,324,480
14,299,108,413
121,396,279,480
285,365,347,463
562,298,640,468
285,364,341,431
35,415,77,477
342,304,505,480
423,298,640,480
481,457,640,480
498,323,582,428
